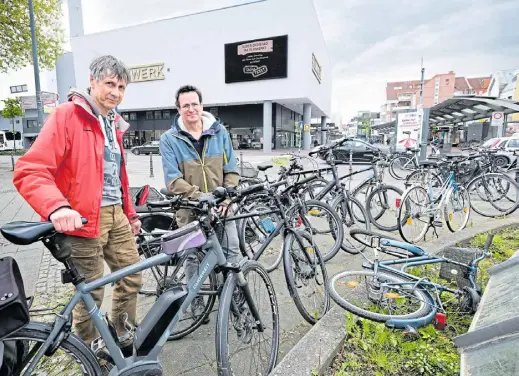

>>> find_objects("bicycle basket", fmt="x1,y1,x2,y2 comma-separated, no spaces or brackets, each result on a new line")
0,256,29,340
438,247,481,289
239,162,259,178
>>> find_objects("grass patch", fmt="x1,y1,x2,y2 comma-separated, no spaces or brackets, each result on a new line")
328,227,518,376
0,149,25,156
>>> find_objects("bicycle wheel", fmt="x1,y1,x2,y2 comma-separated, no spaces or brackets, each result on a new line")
283,230,329,324
405,169,443,189
331,195,370,254
302,177,330,201
389,155,415,180
352,180,374,223
444,186,470,232
237,203,284,272
467,173,519,217
291,199,344,262
398,186,431,243
366,184,403,232
3,321,101,375
328,270,433,322
216,261,279,376
138,245,218,340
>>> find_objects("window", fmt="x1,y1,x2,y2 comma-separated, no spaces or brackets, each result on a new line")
163,110,171,120
5,132,21,141
26,120,37,128
154,111,162,120
445,79,450,85
393,86,402,90
122,113,129,121
507,139,519,148
146,111,153,120
130,112,137,120
10,84,28,93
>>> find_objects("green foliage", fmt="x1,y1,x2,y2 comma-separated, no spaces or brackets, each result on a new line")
0,0,65,73
1,98,23,119
330,228,519,376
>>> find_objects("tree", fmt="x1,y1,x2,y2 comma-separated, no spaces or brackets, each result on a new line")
0,0,65,73
1,98,23,170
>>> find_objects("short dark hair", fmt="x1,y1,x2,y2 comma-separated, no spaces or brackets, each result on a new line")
175,85,203,107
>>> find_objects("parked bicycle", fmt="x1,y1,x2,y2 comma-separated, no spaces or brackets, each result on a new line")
0,187,279,376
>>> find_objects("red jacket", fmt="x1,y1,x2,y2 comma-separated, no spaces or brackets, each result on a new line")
13,94,138,238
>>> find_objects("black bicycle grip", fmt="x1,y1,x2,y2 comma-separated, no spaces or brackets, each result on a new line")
485,234,494,250
239,183,265,196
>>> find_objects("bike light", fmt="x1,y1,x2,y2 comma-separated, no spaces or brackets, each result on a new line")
395,198,401,208
434,312,447,331
296,216,303,227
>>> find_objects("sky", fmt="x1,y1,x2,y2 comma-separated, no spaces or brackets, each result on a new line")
64,0,519,123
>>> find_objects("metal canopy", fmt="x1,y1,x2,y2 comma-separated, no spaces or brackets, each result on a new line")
428,95,519,127
372,120,396,133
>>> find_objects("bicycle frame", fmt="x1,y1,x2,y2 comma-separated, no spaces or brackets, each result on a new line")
24,231,257,375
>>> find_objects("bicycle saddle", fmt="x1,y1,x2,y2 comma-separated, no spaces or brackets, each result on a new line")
1,221,55,245
257,163,274,172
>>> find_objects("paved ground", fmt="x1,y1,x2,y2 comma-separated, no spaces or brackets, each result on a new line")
0,151,517,375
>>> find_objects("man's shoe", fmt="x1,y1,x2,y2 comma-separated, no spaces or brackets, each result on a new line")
191,296,210,324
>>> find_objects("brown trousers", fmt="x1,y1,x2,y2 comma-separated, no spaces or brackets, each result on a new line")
70,205,142,345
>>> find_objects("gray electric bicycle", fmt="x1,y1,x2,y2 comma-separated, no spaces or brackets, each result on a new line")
0,187,279,376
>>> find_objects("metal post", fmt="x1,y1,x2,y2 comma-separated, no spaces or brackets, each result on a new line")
28,0,44,128
149,153,154,178
240,152,244,176
11,120,15,171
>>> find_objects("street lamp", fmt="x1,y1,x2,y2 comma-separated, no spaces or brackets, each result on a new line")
28,0,45,128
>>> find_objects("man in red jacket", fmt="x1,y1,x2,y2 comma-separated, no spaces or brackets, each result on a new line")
13,55,142,353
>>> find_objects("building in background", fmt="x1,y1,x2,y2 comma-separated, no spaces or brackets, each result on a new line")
347,111,380,140
0,66,60,147
59,0,331,151
381,72,491,122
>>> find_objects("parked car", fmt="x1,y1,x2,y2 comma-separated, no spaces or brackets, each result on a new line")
481,137,519,167
131,141,160,155
312,138,380,163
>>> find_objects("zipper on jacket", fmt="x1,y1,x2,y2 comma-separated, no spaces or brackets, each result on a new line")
174,134,209,192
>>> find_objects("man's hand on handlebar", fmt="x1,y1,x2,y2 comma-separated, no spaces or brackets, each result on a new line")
49,207,84,233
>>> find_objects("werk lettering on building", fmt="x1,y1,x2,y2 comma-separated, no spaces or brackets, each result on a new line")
128,63,165,83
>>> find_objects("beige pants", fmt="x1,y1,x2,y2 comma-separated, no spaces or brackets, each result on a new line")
70,205,142,345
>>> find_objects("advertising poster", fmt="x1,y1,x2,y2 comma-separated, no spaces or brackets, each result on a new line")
396,111,420,148
225,35,288,83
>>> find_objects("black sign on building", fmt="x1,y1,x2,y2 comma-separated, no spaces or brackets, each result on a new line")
224,35,288,84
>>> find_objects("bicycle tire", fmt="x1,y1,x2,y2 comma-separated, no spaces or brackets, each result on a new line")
330,195,370,254
216,261,280,376
283,230,330,324
444,185,471,233
397,185,431,244
328,270,433,323
295,199,345,262
366,184,403,232
168,251,218,340
389,155,415,180
467,173,519,217
405,170,443,189
3,321,101,375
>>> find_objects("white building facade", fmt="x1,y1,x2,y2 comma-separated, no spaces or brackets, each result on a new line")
60,0,332,151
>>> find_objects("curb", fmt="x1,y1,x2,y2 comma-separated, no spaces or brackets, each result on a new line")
271,216,519,375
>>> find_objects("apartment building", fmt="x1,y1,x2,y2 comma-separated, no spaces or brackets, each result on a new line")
381,72,491,122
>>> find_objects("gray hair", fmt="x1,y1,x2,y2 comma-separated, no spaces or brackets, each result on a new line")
89,55,131,84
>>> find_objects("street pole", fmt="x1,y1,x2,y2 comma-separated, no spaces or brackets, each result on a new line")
11,120,15,171
28,0,44,128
